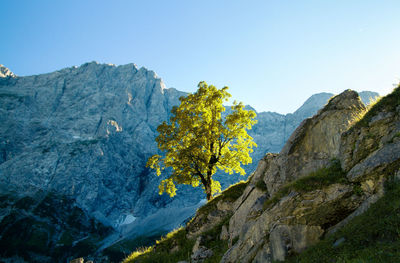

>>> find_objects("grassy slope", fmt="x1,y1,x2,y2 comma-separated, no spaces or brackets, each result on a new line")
350,84,400,131
124,85,400,263
123,181,247,263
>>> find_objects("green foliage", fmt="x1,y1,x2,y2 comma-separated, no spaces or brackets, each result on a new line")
285,178,400,263
147,81,257,200
263,160,347,210
351,84,400,131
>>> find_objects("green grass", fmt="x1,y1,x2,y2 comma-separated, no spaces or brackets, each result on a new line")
123,227,195,263
201,215,230,263
102,232,167,262
350,84,400,131
197,180,248,216
285,178,400,263
123,181,248,263
123,216,231,263
263,160,347,210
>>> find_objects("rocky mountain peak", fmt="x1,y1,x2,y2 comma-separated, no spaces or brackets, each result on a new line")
0,65,16,78
292,92,334,118
263,90,366,195
320,89,366,112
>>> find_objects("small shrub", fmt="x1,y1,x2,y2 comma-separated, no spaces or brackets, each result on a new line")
255,179,268,191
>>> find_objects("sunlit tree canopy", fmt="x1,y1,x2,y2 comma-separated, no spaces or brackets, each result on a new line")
146,81,257,200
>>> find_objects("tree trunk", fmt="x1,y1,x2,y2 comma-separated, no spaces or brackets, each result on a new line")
205,181,212,201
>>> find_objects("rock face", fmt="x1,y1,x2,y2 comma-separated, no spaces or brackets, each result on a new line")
0,62,192,262
0,62,188,229
263,90,366,195
220,88,400,262
0,62,380,262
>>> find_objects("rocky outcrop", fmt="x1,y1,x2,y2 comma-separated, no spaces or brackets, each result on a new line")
219,88,400,262
261,90,366,195
134,87,398,263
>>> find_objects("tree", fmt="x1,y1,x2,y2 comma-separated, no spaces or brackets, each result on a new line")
146,81,257,201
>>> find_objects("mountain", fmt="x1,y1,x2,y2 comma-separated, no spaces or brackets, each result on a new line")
0,62,379,262
125,86,400,263
0,65,16,78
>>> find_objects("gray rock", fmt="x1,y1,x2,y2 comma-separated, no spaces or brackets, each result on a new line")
220,225,229,240
270,224,323,261
347,142,400,182
263,90,366,195
191,246,213,263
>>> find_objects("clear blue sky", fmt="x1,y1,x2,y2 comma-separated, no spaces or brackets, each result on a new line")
1,1,399,113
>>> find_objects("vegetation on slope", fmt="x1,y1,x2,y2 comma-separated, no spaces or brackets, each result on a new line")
351,84,400,131
123,180,247,263
263,159,348,210
285,177,400,263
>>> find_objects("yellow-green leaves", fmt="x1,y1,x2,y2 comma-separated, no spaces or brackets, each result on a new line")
146,81,257,200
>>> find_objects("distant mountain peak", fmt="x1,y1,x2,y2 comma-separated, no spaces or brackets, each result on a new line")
0,65,16,78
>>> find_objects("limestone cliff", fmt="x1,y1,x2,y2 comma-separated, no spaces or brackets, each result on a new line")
125,87,400,263
0,62,379,262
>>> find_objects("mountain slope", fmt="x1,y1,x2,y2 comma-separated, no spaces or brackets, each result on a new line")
125,86,399,263
0,62,379,262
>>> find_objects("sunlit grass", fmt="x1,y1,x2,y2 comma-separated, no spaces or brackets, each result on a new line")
350,84,399,131
349,94,381,127
122,227,191,263
197,180,248,215
123,246,153,262
123,180,249,263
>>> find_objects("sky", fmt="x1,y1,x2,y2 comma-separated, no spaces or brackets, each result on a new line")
1,1,400,114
